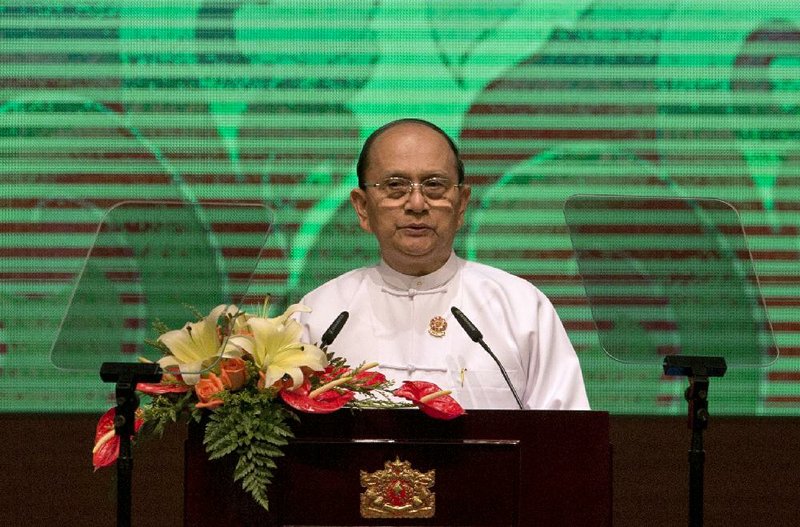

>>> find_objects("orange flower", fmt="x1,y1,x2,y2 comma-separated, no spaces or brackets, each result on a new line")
194,373,226,409
220,357,248,391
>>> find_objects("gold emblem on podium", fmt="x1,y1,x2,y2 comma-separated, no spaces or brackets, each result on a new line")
428,316,447,337
359,457,436,519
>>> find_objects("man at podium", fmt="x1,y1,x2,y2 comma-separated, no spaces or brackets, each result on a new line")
297,118,589,410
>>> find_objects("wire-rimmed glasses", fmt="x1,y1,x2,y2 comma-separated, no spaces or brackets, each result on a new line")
364,177,462,200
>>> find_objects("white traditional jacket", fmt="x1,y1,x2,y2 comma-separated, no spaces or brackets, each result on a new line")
297,253,590,410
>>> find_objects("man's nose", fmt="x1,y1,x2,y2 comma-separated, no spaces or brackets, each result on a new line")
405,186,429,211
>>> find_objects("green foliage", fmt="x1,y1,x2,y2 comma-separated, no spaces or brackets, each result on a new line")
137,387,297,511
347,396,413,410
202,388,297,511
144,319,173,352
139,391,194,437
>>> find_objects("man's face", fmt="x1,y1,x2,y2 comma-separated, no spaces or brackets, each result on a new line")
350,122,471,276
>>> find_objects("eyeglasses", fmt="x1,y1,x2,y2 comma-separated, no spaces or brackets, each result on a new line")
364,177,461,200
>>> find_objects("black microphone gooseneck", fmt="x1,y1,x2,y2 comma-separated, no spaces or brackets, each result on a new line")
450,306,524,409
320,311,349,348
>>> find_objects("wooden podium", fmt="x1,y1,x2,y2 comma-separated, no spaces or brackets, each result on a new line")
184,409,611,526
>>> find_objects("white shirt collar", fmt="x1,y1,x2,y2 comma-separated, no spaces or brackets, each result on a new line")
376,252,459,292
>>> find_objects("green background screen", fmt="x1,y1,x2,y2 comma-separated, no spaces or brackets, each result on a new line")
2,1,799,415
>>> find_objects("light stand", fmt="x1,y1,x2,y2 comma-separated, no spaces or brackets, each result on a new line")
662,355,727,527
100,362,163,527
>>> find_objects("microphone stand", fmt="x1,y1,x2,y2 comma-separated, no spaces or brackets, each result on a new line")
475,338,524,410
100,362,163,527
451,306,524,409
662,355,727,527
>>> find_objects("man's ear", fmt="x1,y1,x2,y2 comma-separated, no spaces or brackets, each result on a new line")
350,188,373,233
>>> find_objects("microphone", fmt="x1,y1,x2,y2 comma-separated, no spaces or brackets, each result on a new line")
319,311,349,348
451,306,524,409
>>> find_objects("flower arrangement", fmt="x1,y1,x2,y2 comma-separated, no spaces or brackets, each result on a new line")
92,302,464,510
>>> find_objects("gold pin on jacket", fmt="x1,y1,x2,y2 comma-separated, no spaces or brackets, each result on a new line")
428,316,447,337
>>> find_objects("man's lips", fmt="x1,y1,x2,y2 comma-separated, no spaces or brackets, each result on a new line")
398,224,432,235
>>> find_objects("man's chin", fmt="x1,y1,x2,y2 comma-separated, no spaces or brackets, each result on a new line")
384,246,450,272
395,242,436,258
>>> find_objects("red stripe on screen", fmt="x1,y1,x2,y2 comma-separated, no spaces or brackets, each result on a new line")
461,128,657,140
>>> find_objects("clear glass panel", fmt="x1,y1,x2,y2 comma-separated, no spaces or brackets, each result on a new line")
50,201,273,373
564,195,778,367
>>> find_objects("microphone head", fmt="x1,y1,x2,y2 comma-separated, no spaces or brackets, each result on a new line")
450,306,483,342
320,311,349,347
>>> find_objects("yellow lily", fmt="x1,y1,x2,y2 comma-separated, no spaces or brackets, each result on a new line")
157,304,241,385
231,301,310,331
229,303,326,390
226,302,312,351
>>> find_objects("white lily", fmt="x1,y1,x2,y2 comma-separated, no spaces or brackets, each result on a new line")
226,302,311,355
231,303,326,389
157,304,241,385
234,302,311,329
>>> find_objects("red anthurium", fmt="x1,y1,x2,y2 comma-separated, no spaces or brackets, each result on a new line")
353,370,386,388
320,363,385,389
280,379,354,414
320,365,349,383
135,367,191,395
393,380,465,420
92,408,144,470
136,381,191,395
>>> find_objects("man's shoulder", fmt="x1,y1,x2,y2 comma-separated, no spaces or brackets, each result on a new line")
302,266,373,301
459,258,538,291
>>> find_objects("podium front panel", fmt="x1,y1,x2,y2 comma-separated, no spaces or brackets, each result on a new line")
184,409,611,527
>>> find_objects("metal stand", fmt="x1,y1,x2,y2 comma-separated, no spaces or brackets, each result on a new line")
663,355,727,527
100,362,163,527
